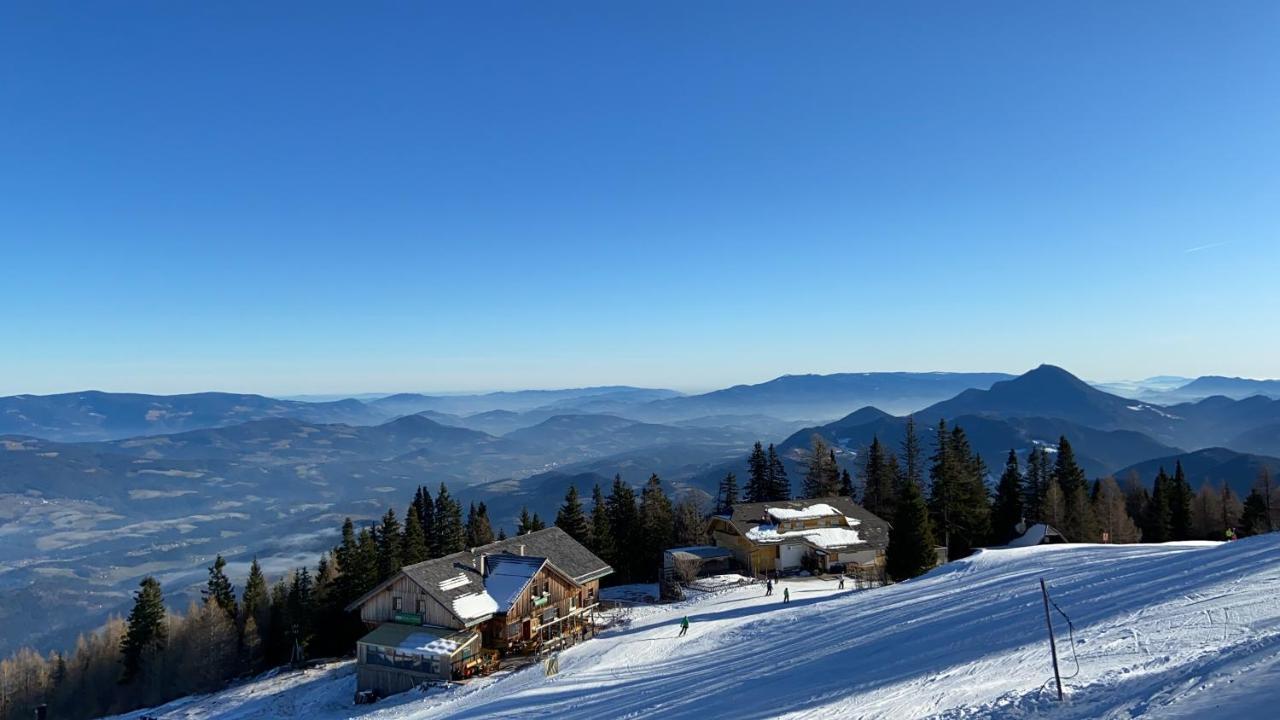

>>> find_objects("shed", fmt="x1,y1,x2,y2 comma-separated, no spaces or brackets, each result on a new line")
356,623,480,695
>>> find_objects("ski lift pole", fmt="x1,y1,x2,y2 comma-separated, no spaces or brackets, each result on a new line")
1040,578,1063,701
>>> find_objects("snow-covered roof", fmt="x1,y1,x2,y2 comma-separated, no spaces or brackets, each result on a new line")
665,546,734,560
357,623,478,657
765,503,842,521
745,523,864,550
452,591,499,622
484,555,545,613
1003,523,1067,548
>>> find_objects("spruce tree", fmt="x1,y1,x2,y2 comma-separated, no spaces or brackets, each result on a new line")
1022,447,1046,522
589,483,613,561
120,576,167,684
673,496,705,547
401,508,429,564
240,558,270,629
746,442,769,502
1054,437,1097,542
375,508,403,580
990,450,1024,544
861,436,894,518
412,486,438,557
1241,488,1270,536
638,474,675,583
1253,467,1275,532
886,474,936,581
1168,461,1194,540
497,528,508,540
766,443,790,500
1144,468,1173,542
840,468,854,498
517,507,534,535
467,502,496,546
900,416,923,492
555,485,590,544
202,554,237,620
803,436,841,498
434,483,466,554
715,472,739,514
606,475,640,582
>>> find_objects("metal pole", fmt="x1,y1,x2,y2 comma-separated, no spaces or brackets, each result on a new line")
1040,578,1063,701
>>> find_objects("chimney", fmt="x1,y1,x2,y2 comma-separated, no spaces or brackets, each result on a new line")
479,553,487,577
518,544,525,556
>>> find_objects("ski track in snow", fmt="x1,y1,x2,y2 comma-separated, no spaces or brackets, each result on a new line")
107,535,1280,720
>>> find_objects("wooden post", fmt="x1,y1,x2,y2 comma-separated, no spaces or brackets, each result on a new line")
1040,578,1063,701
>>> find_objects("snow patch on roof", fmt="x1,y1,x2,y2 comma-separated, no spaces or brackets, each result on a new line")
452,591,498,621
765,503,841,521
746,524,864,550
439,574,470,591
484,556,544,613
396,632,462,656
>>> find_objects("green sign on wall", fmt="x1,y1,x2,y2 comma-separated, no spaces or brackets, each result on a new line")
394,612,423,625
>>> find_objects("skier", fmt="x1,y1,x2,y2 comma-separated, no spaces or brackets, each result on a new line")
678,616,689,637
782,587,790,604
1225,527,1237,542
837,575,845,590
765,579,773,596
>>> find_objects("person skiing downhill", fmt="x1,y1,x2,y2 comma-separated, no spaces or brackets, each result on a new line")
765,579,773,596
782,587,790,604
678,616,689,637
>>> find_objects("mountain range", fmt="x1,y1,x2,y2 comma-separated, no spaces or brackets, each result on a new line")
3,365,1280,659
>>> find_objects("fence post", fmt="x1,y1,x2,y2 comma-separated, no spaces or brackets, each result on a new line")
1040,578,1064,701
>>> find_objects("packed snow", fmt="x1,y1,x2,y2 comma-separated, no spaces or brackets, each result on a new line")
394,632,462,656
764,504,842,521
109,534,1280,719
745,523,863,549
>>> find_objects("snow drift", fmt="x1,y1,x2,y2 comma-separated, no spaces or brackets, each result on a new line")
109,534,1280,719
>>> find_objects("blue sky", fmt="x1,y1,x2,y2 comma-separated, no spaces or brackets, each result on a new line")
2,1,1277,395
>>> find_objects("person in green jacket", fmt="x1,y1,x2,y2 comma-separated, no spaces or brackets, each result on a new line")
678,616,690,637
782,587,790,604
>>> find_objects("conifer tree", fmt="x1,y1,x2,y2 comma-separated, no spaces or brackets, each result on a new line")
466,502,496,546
840,468,854,498
1040,476,1066,529
803,435,842,498
746,441,770,502
517,506,535,535
497,528,508,540
531,513,546,531
556,485,590,544
589,483,613,560
1022,447,1046,522
606,475,640,582
375,508,403,580
715,472,739,514
638,474,675,583
434,483,466,554
1241,488,1271,536
1169,460,1194,540
1054,437,1097,542
1220,483,1243,537
1254,467,1275,532
333,518,358,603
990,450,1024,544
1144,468,1173,542
1122,471,1149,527
202,554,237,620
860,436,895,517
120,576,167,684
412,486,438,557
900,416,923,491
766,443,790,500
886,473,936,581
1190,481,1224,539
401,508,429,564
240,558,269,629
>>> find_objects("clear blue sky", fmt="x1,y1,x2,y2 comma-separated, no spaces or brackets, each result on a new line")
2,1,1277,396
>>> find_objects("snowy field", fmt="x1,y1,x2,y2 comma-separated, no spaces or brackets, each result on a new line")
107,534,1280,719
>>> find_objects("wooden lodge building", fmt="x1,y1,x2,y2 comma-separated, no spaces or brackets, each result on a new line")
708,496,890,576
345,527,612,697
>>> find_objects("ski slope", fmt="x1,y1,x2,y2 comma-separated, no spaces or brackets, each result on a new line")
109,534,1280,719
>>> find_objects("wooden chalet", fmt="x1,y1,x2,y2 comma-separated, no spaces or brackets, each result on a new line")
708,496,889,576
345,527,612,697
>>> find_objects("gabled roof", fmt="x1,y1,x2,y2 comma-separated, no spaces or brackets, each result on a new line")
483,554,546,613
720,496,890,552
345,527,612,620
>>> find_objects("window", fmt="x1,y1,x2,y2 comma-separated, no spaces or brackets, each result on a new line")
365,646,437,675
506,622,522,639
392,596,403,612
569,594,578,610
416,598,425,614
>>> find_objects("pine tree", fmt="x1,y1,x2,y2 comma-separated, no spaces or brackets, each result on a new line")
860,436,895,518
466,502,496,547
1054,437,1097,542
589,483,613,561
886,473,936,581
120,576,167,684
202,554,237,620
840,468,854,498
766,443,790,500
286,568,315,660
745,442,769,502
1093,476,1140,543
1168,461,1194,540
375,508,403,580
606,475,640,582
990,450,1024,544
715,472,739,515
497,528,508,540
1122,471,1149,529
241,558,269,629
412,486,438,557
434,483,466,554
517,507,535,535
555,485,590,544
1144,468,1173,542
1022,447,1047,521
638,474,675,583
803,435,841,498
901,416,923,492
1241,488,1270,536
401,508,429,564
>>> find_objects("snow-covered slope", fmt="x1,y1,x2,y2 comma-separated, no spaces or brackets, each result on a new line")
109,535,1280,719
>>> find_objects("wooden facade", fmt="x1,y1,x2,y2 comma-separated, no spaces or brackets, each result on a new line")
357,574,463,629
480,568,600,653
